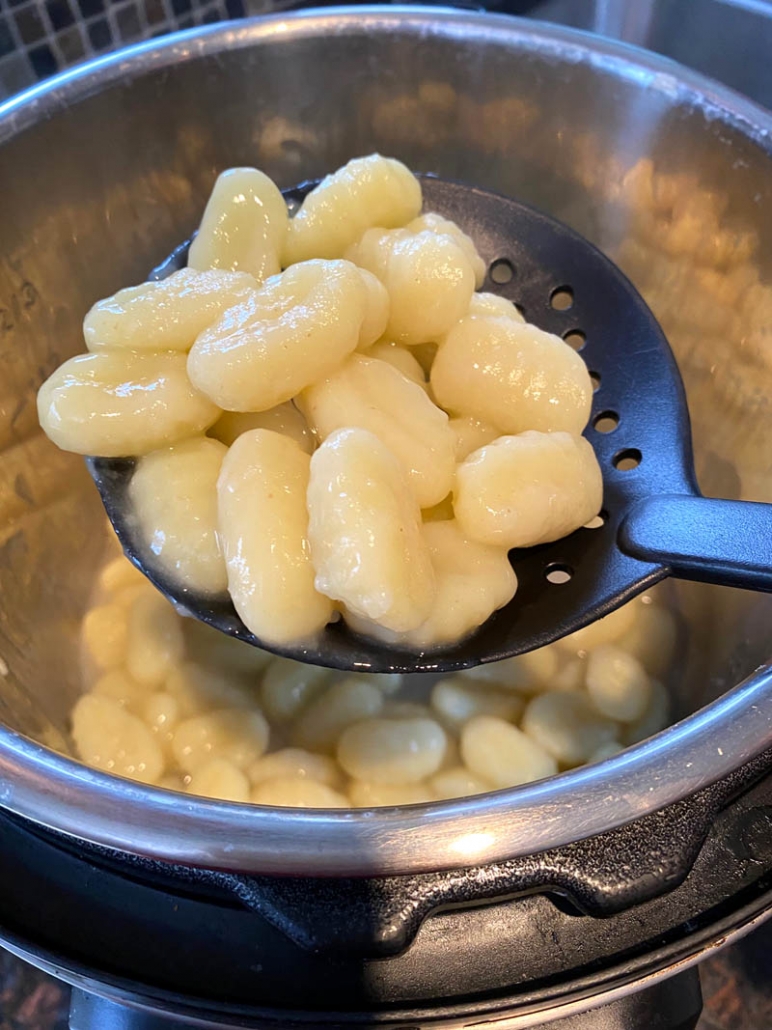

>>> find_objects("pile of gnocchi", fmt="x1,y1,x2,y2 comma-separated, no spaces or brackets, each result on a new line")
38,154,602,650
74,542,676,806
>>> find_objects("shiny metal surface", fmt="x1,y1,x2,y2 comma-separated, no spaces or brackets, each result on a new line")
1,9,772,874
525,0,772,111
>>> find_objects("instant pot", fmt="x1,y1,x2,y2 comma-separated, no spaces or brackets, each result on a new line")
1,9,772,1028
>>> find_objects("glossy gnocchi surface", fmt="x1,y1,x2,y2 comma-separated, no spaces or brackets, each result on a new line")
38,152,604,651
84,268,258,353
187,167,289,284
431,314,593,435
346,227,476,345
187,259,368,412
454,431,603,549
37,350,221,457
301,354,455,509
129,437,228,595
218,430,334,646
283,153,422,264
307,428,436,633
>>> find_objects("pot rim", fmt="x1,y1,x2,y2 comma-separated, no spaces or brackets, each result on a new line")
2,7,772,877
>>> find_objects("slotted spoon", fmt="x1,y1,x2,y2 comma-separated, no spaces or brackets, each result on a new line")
86,176,772,673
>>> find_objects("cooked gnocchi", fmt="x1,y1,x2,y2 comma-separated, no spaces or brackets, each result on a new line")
347,520,518,650
301,353,455,508
37,350,220,456
187,167,289,283
346,227,476,345
73,544,677,806
129,437,228,595
431,314,593,435
307,428,436,633
218,429,334,647
187,259,369,411
283,153,422,264
454,431,603,549
39,153,603,651
83,268,258,353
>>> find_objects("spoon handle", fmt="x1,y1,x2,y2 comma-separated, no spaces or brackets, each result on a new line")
620,495,772,591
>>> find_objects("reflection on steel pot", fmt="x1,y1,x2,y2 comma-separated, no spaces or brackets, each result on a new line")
2,9,772,1030
518,0,772,112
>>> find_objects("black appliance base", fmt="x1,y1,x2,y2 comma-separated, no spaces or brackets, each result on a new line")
68,970,702,1029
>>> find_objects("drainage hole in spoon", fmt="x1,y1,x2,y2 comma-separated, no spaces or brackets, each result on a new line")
489,257,515,284
593,411,619,434
545,563,574,584
550,285,574,310
613,448,642,471
563,329,586,351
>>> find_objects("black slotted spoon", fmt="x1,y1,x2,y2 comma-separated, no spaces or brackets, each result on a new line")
87,176,772,674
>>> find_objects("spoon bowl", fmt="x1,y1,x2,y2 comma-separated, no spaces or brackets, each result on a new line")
87,176,772,673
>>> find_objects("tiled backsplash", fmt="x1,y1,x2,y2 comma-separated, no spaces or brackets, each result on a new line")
0,0,259,99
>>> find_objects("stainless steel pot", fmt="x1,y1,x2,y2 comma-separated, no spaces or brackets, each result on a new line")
1,6,772,878
1,9,772,1028
518,0,772,112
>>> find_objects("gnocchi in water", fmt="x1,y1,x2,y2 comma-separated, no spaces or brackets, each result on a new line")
73,540,677,806
39,153,603,651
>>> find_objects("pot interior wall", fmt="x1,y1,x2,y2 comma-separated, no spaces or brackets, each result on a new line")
1,15,771,750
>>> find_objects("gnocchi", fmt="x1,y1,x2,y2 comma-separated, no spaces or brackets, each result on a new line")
521,691,617,766
217,430,333,645
187,168,288,283
407,212,486,288
347,227,476,345
417,520,518,645
129,437,228,595
187,758,251,803
431,676,524,730
364,340,426,387
37,350,220,456
166,661,254,717
39,152,604,652
171,708,269,774
354,519,517,649
83,268,257,353
356,270,391,350
431,314,593,435
336,717,447,785
461,716,558,788
291,677,384,754
126,591,185,688
454,432,603,549
449,416,499,461
586,645,652,722
72,693,163,785
283,154,422,264
92,669,147,709
251,778,350,808
467,292,525,322
248,748,342,788
301,354,455,509
187,259,368,412
72,546,677,806
81,602,128,672
260,658,332,725
307,428,436,633
209,402,313,453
